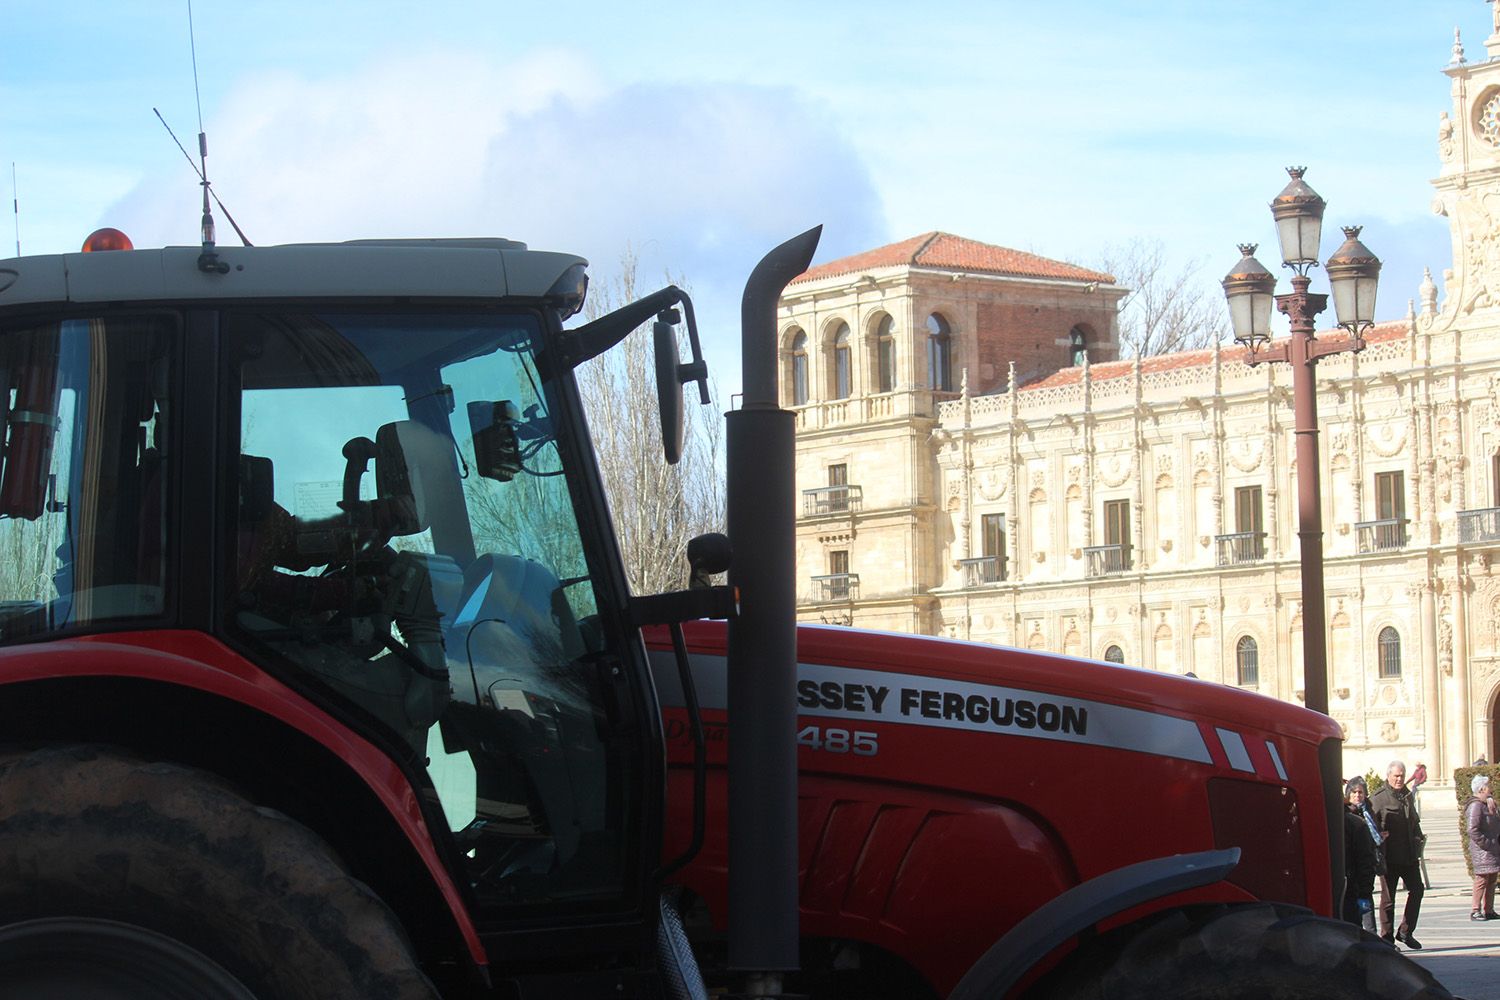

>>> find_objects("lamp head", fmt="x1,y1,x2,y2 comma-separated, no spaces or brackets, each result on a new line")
1270,166,1326,273
1325,225,1380,334
1222,243,1277,348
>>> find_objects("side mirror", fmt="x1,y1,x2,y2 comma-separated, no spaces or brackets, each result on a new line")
686,532,732,589
654,315,686,465
468,400,522,482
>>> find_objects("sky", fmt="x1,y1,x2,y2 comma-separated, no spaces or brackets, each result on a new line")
0,1,1485,398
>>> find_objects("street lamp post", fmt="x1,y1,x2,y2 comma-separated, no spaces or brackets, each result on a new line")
1221,167,1381,716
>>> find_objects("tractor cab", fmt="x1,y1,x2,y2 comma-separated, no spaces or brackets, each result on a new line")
0,237,692,935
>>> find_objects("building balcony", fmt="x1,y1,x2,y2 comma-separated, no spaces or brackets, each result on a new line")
809,573,859,603
802,485,863,516
1215,531,1266,566
1459,507,1500,544
1083,544,1131,578
1354,518,1408,553
957,556,1005,587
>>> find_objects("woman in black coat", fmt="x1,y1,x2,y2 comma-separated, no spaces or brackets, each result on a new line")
1343,777,1380,932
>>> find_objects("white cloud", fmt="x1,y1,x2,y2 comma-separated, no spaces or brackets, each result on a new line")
104,49,885,388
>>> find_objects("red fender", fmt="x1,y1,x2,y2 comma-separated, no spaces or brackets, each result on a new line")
0,628,486,967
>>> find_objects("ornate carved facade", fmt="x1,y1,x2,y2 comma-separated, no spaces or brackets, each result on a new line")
785,24,1500,781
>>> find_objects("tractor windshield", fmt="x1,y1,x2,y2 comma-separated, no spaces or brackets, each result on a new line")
229,308,639,915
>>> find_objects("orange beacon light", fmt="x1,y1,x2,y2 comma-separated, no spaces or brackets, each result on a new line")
81,228,134,252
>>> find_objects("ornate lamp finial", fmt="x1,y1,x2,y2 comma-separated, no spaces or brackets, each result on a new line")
1453,26,1467,65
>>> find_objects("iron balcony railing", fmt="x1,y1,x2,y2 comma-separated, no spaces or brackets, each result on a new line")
1083,544,1130,577
1459,507,1500,544
802,484,863,516
1215,531,1266,566
809,573,859,603
1354,518,1408,553
958,556,1004,587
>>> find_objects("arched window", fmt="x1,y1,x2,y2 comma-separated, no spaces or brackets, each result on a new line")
1236,636,1259,686
875,315,896,393
1104,645,1125,664
1070,326,1088,366
927,314,952,392
832,323,851,399
789,330,808,405
1378,626,1401,679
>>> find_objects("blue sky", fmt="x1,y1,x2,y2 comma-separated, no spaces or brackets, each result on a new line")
0,1,1482,393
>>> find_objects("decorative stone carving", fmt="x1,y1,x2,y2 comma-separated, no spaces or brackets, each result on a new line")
1440,615,1455,675
1440,111,1456,162
1099,452,1132,489
1421,267,1439,316
1227,440,1262,473
1381,720,1400,742
1456,190,1500,313
1367,422,1408,458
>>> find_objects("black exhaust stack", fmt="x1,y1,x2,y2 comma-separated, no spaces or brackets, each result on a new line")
726,226,821,983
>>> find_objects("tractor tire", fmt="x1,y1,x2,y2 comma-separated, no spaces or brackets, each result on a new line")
0,745,439,1000
1029,903,1453,1000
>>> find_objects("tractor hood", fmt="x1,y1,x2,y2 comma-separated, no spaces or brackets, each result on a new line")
665,619,1341,753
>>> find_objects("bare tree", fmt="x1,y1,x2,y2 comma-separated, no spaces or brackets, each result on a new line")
576,248,725,596
1096,239,1229,358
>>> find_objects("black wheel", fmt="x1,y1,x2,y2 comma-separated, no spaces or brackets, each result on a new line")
0,917,257,999
1028,903,1453,1000
0,746,438,1000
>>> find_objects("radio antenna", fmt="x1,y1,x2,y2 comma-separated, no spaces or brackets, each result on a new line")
10,164,18,257
187,0,229,272
154,108,251,247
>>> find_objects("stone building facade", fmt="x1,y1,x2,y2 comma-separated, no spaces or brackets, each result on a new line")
782,26,1500,780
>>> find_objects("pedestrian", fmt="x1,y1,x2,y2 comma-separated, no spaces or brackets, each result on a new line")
1410,762,1428,790
1370,759,1426,949
1475,756,1490,766
1342,777,1380,932
1467,774,1500,921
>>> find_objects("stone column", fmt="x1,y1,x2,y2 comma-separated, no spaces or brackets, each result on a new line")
1416,579,1443,775
1457,566,1474,763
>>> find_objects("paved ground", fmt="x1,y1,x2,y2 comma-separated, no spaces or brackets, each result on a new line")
1386,791,1500,999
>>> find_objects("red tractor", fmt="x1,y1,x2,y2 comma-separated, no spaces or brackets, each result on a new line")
0,222,1450,1000
654,621,1453,998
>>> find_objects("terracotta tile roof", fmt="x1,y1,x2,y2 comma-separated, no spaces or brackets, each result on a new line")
1018,319,1410,392
789,232,1115,286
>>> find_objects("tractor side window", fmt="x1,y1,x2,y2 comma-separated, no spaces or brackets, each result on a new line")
227,310,635,919
0,316,174,641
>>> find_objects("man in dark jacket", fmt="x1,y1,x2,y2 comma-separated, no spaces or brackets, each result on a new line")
1371,760,1425,949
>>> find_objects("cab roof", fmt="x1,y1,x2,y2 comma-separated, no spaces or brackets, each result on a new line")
0,238,587,309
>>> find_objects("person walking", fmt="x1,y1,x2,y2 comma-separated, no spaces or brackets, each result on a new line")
1467,774,1500,921
1371,759,1425,949
1342,777,1380,932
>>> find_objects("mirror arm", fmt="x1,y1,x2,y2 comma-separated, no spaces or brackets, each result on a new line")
561,285,690,368
628,586,737,627
674,295,710,404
